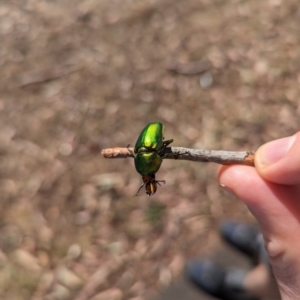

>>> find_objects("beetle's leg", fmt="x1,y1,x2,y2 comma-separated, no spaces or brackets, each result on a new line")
156,180,166,186
163,139,173,147
158,139,173,157
160,139,173,151
127,144,137,158
161,152,180,159
135,182,145,196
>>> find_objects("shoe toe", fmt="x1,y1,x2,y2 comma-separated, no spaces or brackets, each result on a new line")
220,222,260,258
186,260,260,300
186,260,226,295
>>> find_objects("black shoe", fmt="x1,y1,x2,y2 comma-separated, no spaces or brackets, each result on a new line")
185,260,259,300
220,222,260,262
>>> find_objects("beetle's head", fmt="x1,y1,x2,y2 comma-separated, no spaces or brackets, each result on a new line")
135,174,165,197
144,175,157,196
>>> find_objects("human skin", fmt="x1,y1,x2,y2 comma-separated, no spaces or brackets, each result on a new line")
218,132,300,300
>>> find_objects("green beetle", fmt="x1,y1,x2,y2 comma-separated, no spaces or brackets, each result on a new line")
129,122,173,196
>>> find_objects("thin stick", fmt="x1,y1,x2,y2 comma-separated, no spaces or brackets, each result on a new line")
101,147,255,166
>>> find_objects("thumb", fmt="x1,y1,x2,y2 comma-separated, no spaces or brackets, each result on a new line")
255,132,300,185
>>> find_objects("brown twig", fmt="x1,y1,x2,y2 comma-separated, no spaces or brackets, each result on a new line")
101,147,255,166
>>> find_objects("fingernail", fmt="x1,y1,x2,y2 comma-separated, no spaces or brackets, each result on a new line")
219,183,235,195
258,135,296,167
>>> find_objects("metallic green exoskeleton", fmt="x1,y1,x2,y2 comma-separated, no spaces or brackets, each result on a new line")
130,122,173,196
134,122,166,154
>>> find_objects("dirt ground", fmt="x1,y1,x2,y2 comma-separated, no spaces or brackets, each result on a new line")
0,0,300,299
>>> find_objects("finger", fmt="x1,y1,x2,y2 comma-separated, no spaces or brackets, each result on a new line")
255,132,300,185
218,165,300,297
218,165,300,256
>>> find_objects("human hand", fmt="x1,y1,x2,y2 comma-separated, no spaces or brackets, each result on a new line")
218,132,300,300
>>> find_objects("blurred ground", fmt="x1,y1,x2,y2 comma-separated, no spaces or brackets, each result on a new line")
0,0,300,299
